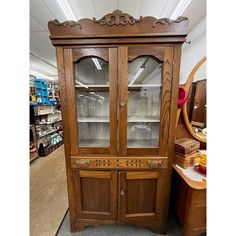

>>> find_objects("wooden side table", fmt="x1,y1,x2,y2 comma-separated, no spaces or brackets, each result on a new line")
173,164,206,236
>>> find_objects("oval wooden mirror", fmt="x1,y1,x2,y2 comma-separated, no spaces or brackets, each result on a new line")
183,56,206,143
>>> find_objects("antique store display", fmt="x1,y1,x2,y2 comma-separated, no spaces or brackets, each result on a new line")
182,57,207,143
174,138,200,169
48,10,188,233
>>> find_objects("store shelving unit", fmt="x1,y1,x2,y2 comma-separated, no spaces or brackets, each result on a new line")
29,77,64,158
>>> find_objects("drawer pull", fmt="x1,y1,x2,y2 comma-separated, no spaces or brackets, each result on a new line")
120,190,125,196
148,160,162,168
76,159,90,168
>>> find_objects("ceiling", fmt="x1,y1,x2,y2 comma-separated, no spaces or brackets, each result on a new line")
30,0,206,81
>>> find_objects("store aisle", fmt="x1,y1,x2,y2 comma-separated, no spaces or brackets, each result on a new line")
30,145,68,236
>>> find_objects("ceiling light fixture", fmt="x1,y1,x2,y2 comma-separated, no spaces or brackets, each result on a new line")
129,58,149,86
170,0,192,19
56,0,76,20
92,58,102,70
129,67,145,86
30,70,57,81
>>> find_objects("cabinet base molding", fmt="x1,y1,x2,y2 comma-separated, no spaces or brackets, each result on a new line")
74,219,164,234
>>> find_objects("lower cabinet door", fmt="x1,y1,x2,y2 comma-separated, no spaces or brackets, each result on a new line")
73,170,117,220
119,171,166,224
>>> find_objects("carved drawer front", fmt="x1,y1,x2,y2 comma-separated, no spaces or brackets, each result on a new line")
71,157,168,170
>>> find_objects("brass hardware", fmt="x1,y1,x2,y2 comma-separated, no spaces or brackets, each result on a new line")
120,101,125,107
147,160,163,168
76,159,90,168
120,190,125,196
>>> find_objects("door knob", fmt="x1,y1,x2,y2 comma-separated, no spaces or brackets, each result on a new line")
120,101,125,107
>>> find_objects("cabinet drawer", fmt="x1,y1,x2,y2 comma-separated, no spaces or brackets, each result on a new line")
71,156,168,170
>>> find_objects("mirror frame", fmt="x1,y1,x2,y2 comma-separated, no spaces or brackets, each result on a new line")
182,56,206,143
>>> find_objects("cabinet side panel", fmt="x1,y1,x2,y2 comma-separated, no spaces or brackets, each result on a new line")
64,48,78,155
56,47,77,231
159,45,182,233
159,47,173,156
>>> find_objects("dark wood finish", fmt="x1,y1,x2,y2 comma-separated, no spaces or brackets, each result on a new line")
190,80,206,124
48,10,188,44
64,49,78,155
73,170,117,221
49,10,188,234
173,165,206,236
72,48,108,62
128,46,164,62
119,170,167,225
118,47,128,155
109,48,118,155
159,47,173,156
55,47,77,231
71,156,168,170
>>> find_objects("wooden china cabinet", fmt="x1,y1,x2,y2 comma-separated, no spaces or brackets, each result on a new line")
48,10,188,233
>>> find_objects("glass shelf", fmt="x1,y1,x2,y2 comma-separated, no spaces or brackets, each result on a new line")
75,84,109,88
77,116,160,123
127,139,158,147
128,84,162,88
78,117,109,123
128,116,160,122
79,139,109,147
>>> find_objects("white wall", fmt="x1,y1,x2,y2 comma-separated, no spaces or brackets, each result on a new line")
179,17,206,85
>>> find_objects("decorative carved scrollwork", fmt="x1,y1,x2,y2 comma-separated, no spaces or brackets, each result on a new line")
152,16,188,27
49,19,82,29
148,160,163,168
76,159,90,168
93,9,143,26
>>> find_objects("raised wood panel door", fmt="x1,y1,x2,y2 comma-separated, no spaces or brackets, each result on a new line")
73,170,117,220
119,171,166,224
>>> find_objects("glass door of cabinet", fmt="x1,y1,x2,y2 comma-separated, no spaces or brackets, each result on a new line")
72,48,117,154
127,54,162,151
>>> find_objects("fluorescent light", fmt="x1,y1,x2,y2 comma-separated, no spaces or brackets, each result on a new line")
170,0,192,19
30,70,57,81
92,58,102,70
75,80,88,88
56,0,76,20
129,67,145,86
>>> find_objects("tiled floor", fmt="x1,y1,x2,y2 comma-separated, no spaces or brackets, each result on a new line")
30,145,68,236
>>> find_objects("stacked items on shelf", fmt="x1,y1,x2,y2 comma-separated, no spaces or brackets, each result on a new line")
30,75,37,102
29,125,38,162
34,104,63,157
48,83,60,104
173,138,200,169
35,77,49,104
38,130,63,157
